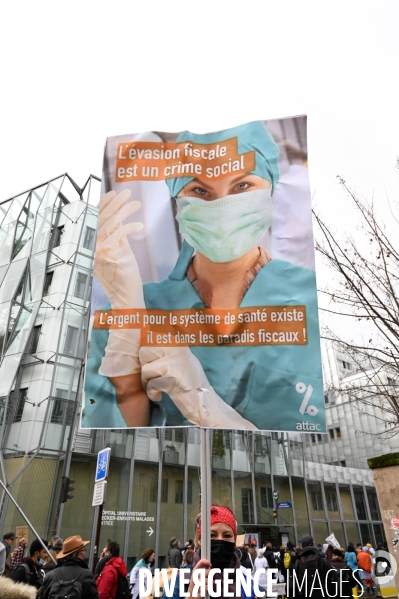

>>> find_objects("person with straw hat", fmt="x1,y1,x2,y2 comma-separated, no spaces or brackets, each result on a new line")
40,535,99,599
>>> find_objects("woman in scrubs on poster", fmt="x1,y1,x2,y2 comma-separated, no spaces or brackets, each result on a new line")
85,121,323,431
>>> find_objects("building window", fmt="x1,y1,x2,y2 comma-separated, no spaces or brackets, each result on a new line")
241,488,254,523
150,477,168,503
335,427,341,438
51,389,73,425
340,460,346,466
83,226,96,251
30,325,42,354
260,487,273,508
317,434,322,442
43,272,54,296
53,225,64,248
175,480,192,504
14,388,28,422
342,360,352,370
311,491,323,511
329,429,334,440
164,429,172,441
175,429,184,443
326,491,338,512
311,434,316,443
64,326,79,356
353,489,367,520
74,272,88,300
367,490,381,520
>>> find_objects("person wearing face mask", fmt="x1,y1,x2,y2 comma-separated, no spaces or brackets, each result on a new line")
188,505,256,599
90,121,322,431
10,538,47,591
130,548,155,599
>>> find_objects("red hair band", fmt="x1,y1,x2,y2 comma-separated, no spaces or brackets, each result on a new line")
197,506,237,537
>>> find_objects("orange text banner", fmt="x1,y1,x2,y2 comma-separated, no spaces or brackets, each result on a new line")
93,307,308,347
115,138,255,182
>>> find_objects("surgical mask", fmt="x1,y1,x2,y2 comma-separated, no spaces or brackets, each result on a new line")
37,558,44,566
175,188,273,263
210,539,236,570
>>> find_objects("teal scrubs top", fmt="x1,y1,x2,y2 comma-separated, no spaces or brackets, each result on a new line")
83,242,324,432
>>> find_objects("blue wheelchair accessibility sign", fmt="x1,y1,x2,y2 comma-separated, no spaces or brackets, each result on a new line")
95,448,111,483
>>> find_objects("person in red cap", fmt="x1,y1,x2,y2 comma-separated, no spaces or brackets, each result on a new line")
188,505,256,599
40,535,99,599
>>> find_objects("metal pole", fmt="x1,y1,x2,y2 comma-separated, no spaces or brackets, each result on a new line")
92,504,104,573
200,428,211,562
0,479,56,565
123,430,137,563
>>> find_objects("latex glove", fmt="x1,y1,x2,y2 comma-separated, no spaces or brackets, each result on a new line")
139,346,258,429
94,189,145,377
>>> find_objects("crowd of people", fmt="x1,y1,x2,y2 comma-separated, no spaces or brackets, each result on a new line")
0,518,387,599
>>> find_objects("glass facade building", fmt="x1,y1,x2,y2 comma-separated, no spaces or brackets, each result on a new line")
0,176,387,571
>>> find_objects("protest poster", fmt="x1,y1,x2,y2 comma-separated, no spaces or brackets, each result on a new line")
82,118,324,432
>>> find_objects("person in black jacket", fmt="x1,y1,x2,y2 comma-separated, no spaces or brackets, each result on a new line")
11,539,47,590
40,535,99,599
168,537,182,568
290,534,338,599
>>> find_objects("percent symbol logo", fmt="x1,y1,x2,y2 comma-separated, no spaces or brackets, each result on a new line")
296,382,318,416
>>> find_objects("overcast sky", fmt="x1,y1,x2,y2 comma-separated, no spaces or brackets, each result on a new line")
1,0,398,341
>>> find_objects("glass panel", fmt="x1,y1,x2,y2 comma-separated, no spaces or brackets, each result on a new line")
0,257,28,304
308,481,325,518
289,435,304,477
13,388,28,423
0,200,11,226
339,484,355,519
353,486,367,520
83,226,96,251
344,521,360,547
29,252,47,303
366,489,381,520
40,178,64,210
126,461,158,569
0,302,10,357
0,221,17,267
272,435,288,476
5,301,40,358
0,353,23,396
3,192,29,224
359,522,373,545
329,522,346,549
74,272,88,299
324,483,340,518
232,431,250,472
32,206,53,254
373,523,386,546
292,477,310,537
274,475,294,524
241,487,254,524
64,325,79,356
311,521,329,545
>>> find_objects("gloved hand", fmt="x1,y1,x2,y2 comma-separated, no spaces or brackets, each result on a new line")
139,346,258,429
94,189,145,377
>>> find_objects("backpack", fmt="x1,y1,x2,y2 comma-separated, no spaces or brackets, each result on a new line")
273,551,282,569
284,552,291,569
47,569,83,599
115,571,131,599
11,562,32,584
48,580,83,599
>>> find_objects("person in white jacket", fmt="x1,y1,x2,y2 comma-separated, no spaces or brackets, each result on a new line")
252,548,268,590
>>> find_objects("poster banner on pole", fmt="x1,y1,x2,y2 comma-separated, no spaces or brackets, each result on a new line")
82,117,324,433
